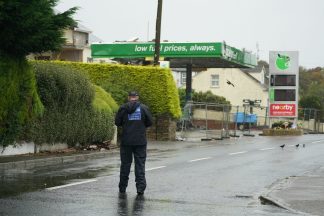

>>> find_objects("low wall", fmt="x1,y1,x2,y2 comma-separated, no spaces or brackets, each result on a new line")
1,127,118,156
0,142,68,156
262,129,303,136
0,142,35,156
147,115,176,141
193,109,267,127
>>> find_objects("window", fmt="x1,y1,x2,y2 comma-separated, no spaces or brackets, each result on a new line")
181,72,186,84
211,74,219,87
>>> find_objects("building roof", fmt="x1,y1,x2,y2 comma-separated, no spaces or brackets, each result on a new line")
240,65,264,73
89,34,104,44
75,23,92,33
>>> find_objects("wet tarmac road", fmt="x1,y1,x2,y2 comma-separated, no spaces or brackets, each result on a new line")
1,134,324,215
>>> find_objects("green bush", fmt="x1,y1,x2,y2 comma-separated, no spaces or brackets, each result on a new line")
0,56,43,147
98,81,129,106
271,121,293,129
93,85,118,113
178,89,231,108
27,62,117,146
43,61,181,119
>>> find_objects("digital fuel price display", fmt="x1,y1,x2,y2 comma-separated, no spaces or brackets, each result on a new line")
274,89,296,101
270,75,296,86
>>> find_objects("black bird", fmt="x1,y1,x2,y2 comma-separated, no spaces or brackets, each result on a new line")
303,144,306,148
226,80,235,87
280,144,285,149
296,144,300,148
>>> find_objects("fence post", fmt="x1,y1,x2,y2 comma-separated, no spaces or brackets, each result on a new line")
307,108,310,131
224,105,230,138
314,109,318,133
221,105,225,138
234,106,239,137
205,103,208,138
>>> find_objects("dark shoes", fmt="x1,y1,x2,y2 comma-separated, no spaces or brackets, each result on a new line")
119,188,144,195
137,191,144,196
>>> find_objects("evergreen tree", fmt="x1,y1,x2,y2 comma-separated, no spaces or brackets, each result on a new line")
0,0,77,58
0,0,77,146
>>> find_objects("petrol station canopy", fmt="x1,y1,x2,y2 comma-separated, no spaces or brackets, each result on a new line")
91,42,257,68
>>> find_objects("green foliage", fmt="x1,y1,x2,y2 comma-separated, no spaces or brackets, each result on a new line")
299,95,322,110
178,89,231,108
39,61,182,119
178,88,187,108
271,121,293,129
299,67,324,120
28,62,116,146
98,81,129,106
90,86,117,143
193,90,230,105
0,56,44,147
93,85,118,113
299,67,324,98
0,0,77,58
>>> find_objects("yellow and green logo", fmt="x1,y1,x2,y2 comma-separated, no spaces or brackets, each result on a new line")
276,54,290,70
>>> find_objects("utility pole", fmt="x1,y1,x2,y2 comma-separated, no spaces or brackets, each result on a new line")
154,0,163,66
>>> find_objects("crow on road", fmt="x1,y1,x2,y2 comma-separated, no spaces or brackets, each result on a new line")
296,144,300,148
280,144,285,149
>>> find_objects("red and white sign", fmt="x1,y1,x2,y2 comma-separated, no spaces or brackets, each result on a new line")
270,104,296,117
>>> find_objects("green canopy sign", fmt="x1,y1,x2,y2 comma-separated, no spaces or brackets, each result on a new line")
91,42,257,67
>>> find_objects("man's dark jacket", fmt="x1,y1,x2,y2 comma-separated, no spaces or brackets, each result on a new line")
115,101,153,146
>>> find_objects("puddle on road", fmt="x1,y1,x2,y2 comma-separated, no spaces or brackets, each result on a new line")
0,164,117,198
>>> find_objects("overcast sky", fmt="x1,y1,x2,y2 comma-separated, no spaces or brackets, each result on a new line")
56,0,324,68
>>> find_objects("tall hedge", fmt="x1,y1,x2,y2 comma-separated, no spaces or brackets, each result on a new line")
28,62,117,146
42,61,181,119
0,56,44,147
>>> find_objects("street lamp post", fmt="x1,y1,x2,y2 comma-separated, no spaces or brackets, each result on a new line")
154,0,163,66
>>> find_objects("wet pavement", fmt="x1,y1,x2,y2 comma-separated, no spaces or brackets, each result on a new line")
262,166,324,216
0,134,324,215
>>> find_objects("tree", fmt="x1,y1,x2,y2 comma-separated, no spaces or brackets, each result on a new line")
299,67,324,96
178,89,230,108
0,0,77,147
0,0,77,58
299,95,322,110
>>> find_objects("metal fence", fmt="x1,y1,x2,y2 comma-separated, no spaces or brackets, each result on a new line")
177,102,324,141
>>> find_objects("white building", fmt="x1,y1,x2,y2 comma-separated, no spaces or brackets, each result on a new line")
173,66,269,108
28,23,103,63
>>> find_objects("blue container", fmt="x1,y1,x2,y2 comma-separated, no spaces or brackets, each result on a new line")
234,112,257,123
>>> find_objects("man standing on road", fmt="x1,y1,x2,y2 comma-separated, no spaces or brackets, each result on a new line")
115,91,153,195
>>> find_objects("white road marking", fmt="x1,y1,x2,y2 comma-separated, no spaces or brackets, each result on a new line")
229,151,248,156
146,166,166,171
289,144,295,147
199,145,214,148
259,147,275,151
312,140,322,144
188,157,212,162
46,179,97,191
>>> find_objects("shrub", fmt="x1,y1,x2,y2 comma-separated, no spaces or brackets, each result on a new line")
0,56,43,147
27,62,117,146
178,89,231,108
90,85,118,143
41,61,181,119
271,121,293,129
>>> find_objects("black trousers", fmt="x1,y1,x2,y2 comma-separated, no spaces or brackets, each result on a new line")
119,145,147,192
